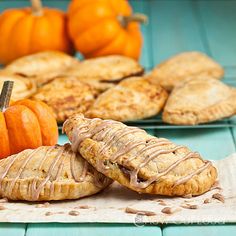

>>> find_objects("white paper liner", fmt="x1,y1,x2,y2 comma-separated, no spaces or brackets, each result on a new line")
0,153,235,223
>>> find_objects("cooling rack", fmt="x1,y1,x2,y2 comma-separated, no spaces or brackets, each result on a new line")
58,78,236,130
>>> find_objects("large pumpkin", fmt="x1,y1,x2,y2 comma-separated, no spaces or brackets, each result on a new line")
0,0,73,65
68,0,147,60
0,81,58,159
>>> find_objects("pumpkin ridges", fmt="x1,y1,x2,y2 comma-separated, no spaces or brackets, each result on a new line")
4,105,42,155
68,4,115,36
10,14,35,61
0,10,27,64
122,23,143,59
14,99,58,146
73,19,121,55
0,3,73,64
0,113,10,159
68,0,144,60
30,13,53,52
44,9,73,53
85,30,127,58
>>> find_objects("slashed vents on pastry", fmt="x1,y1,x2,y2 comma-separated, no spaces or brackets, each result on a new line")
147,51,224,91
162,77,236,125
32,76,99,123
63,114,217,197
86,76,168,121
3,51,79,86
0,144,112,201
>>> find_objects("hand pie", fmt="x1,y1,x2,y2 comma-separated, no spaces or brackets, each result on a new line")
63,115,217,196
0,144,112,201
163,77,236,125
63,55,144,82
4,51,79,86
86,77,168,121
0,71,36,100
32,76,99,123
147,51,224,91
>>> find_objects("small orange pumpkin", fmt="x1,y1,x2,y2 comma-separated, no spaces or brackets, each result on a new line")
68,0,147,60
0,0,73,65
0,81,58,159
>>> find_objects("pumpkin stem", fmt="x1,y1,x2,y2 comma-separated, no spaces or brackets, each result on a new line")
0,81,14,112
31,0,43,16
118,13,148,28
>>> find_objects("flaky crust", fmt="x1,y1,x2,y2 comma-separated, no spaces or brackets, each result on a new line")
163,77,236,125
0,71,36,100
4,51,79,86
64,115,217,196
0,144,112,201
86,77,168,121
62,55,144,81
32,76,99,123
147,51,224,91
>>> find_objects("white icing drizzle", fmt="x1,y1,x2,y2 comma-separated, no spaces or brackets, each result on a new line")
0,144,92,201
7,148,42,196
31,147,65,200
69,117,213,189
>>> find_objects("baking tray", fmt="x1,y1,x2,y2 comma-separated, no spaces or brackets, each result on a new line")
58,78,236,130
58,115,236,131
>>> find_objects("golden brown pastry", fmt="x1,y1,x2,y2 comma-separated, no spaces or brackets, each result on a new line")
86,77,168,121
163,77,236,125
147,51,224,91
4,51,79,86
0,144,112,201
63,55,144,82
32,76,99,123
63,115,217,197
0,71,36,100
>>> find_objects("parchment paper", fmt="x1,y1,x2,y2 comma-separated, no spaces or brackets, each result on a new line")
0,153,235,224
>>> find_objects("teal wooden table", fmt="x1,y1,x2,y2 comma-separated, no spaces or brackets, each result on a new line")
0,0,236,235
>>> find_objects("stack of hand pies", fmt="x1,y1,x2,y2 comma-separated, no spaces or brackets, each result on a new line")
1,50,235,125
0,114,217,201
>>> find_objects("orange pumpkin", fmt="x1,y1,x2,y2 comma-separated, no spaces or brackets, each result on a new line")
68,0,147,60
0,81,58,159
0,0,73,65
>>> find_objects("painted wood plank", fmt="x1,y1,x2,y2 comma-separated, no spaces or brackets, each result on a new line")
0,223,26,236
26,223,162,236
130,0,153,69
155,128,236,161
58,134,69,145
163,225,236,236
0,0,68,11
149,0,206,66
197,0,236,67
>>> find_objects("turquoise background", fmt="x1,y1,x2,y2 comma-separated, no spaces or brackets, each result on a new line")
0,0,236,235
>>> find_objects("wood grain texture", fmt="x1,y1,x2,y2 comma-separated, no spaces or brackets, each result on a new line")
0,223,26,236
163,225,236,236
26,223,162,236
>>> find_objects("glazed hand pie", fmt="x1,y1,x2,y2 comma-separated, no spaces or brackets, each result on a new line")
63,55,144,82
147,51,224,91
0,144,112,201
86,77,168,121
63,115,217,196
32,76,99,123
0,71,36,100
163,77,236,125
4,51,79,86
